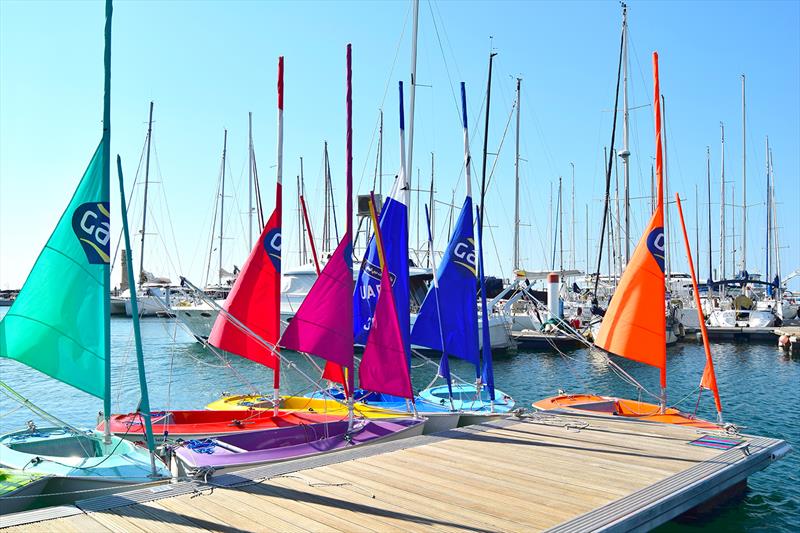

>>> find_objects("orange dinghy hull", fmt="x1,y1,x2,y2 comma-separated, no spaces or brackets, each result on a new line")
532,394,720,430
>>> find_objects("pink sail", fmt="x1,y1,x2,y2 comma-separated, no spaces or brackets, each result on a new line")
280,236,353,371
359,264,413,398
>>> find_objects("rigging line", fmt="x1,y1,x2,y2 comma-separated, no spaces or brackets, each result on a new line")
593,19,625,296
151,141,184,276
427,0,463,128
203,163,223,288
0,382,88,437
109,134,148,279
150,298,259,394
355,113,381,197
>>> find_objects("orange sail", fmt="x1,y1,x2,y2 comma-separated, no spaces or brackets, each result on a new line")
595,51,666,388
674,193,722,419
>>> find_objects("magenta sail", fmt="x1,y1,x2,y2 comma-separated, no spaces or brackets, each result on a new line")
359,264,414,398
280,231,353,370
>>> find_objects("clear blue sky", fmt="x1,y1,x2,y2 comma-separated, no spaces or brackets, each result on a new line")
1,0,798,290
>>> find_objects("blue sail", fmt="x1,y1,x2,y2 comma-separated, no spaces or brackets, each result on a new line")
353,82,410,353
411,196,479,373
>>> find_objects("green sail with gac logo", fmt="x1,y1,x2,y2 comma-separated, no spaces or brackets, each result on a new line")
0,142,109,398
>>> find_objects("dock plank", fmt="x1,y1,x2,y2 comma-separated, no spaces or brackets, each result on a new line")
1,414,788,533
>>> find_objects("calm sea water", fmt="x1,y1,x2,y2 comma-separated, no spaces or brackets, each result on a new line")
1,309,797,531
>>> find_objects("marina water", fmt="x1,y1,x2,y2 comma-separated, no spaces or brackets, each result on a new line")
1,310,796,531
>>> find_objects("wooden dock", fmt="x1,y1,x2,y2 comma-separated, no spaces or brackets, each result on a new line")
1,413,790,532
683,325,781,342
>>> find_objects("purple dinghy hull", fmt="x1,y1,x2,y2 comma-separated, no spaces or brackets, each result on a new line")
173,418,425,477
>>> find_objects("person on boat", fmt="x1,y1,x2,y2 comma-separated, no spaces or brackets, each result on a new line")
570,307,583,329
590,298,605,317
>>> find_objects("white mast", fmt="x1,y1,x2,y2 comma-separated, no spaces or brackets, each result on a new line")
406,0,419,206
248,112,254,249
513,77,521,271
570,162,575,270
741,74,747,274
719,122,726,287
662,95,670,285
619,3,631,265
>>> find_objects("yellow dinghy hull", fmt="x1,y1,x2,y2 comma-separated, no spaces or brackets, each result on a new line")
206,394,410,420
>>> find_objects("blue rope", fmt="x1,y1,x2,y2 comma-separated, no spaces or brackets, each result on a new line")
185,439,217,454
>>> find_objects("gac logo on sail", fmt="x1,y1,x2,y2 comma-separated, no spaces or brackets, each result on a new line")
262,228,281,270
453,238,476,276
72,202,110,264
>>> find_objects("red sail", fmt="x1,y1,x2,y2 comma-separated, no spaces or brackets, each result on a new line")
208,199,281,368
595,52,666,386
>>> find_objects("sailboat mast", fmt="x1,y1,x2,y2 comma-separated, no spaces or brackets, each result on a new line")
652,52,667,411
741,74,747,274
345,43,355,424
770,149,780,294
559,176,564,273
323,141,330,254
662,95,670,285
620,3,631,264
248,112,254,249
379,110,384,196
219,129,227,287
695,184,699,280
461,83,472,198
765,136,770,289
429,152,434,268
102,0,112,444
719,122,726,287
274,55,284,414
513,77,521,271
116,156,158,475
706,147,712,283
478,51,497,404
296,175,302,263
138,101,154,287
296,156,308,265
407,0,419,194
571,162,575,270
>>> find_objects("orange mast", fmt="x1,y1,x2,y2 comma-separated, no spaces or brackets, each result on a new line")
594,51,667,411
674,193,723,422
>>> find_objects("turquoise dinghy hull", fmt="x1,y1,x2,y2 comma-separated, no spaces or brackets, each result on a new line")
307,390,460,434
0,427,170,507
418,384,515,426
0,469,50,515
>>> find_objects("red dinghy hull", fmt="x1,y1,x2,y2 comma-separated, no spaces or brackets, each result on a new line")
98,410,343,441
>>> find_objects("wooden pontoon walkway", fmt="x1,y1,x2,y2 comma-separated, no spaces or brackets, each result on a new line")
1,413,790,532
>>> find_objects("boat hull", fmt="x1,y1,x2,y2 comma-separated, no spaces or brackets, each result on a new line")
532,393,720,429
172,418,425,478
0,428,171,508
99,410,343,442
205,395,411,419
0,470,50,515
418,384,515,417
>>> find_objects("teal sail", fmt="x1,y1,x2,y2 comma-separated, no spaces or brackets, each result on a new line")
0,142,109,399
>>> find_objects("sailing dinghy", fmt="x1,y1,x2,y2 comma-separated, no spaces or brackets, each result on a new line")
534,53,724,430
177,47,424,478
411,80,515,424
0,0,170,505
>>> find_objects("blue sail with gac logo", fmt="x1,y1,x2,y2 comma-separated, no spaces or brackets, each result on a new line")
353,181,410,352
0,142,109,399
354,82,410,354
411,196,479,371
